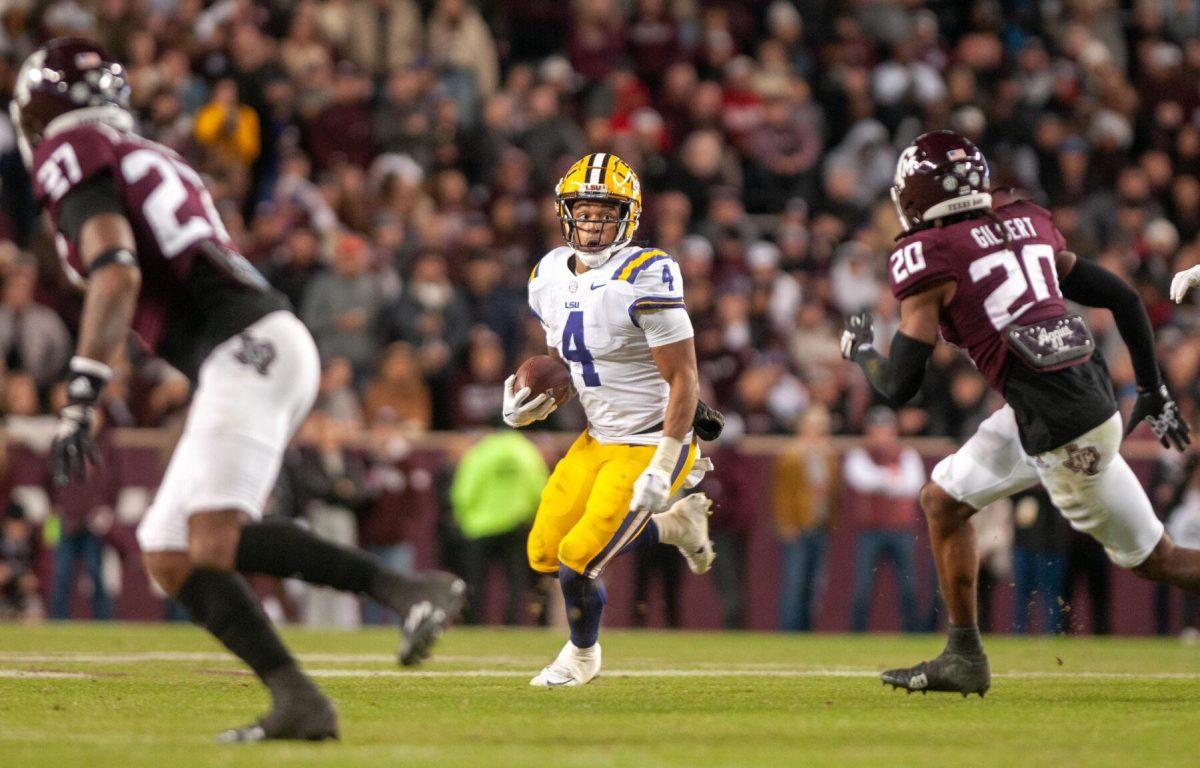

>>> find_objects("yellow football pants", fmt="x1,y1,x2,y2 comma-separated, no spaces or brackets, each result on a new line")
527,431,698,578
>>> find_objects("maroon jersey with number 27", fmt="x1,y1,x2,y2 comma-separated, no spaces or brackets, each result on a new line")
888,200,1070,390
31,122,282,376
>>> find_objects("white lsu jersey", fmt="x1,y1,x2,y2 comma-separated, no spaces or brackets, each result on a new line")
528,245,694,445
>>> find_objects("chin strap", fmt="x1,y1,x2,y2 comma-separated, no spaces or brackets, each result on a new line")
574,243,625,269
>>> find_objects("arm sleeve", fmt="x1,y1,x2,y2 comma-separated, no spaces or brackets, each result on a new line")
57,172,125,245
853,330,934,406
1059,257,1160,389
625,255,692,346
639,305,694,348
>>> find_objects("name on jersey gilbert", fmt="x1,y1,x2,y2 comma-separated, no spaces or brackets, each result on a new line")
969,217,1039,249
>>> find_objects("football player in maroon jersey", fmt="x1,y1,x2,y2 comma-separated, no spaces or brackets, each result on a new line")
13,38,464,741
843,130,1198,696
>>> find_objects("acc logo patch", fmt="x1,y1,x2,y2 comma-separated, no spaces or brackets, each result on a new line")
1063,443,1101,476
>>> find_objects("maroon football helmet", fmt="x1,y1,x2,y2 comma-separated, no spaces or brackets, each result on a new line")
10,37,132,169
891,130,992,232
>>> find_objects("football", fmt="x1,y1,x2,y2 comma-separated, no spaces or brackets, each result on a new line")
514,354,574,406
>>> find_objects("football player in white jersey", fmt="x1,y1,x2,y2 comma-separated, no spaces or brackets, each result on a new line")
504,153,718,686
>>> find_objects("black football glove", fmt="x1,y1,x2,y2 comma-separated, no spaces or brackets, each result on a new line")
840,312,874,361
50,357,110,485
693,399,725,442
1127,384,1191,451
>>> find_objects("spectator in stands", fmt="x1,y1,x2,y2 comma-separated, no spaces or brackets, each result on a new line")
1065,531,1112,635
363,341,431,431
378,251,471,428
844,407,924,632
327,0,422,77
702,433,755,630
294,411,373,628
0,258,71,388
973,498,1013,634
267,225,326,311
631,529,683,628
315,356,364,425
427,0,500,107
307,61,376,171
302,232,385,382
49,417,116,621
1010,488,1070,635
743,78,823,213
773,405,840,631
463,253,525,360
450,430,547,624
1167,465,1200,640
518,84,586,189
0,501,39,622
193,78,260,174
452,328,507,429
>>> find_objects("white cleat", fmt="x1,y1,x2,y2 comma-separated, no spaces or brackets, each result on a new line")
665,493,715,574
529,641,602,687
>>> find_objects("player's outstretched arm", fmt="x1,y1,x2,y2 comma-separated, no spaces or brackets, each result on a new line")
51,208,142,485
840,283,946,407
1056,251,1189,449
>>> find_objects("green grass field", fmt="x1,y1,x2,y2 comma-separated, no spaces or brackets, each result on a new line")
2,623,1199,767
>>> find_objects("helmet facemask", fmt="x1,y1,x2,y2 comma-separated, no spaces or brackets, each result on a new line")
557,197,636,268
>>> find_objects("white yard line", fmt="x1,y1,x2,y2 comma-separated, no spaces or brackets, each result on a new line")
306,669,1200,680
1,651,1199,682
0,652,541,664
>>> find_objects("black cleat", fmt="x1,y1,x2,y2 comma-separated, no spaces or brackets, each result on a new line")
386,571,466,667
215,688,339,744
881,651,990,698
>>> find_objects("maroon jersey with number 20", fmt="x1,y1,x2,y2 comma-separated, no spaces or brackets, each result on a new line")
888,200,1070,390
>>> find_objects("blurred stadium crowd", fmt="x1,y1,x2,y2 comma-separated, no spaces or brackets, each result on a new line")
4,0,1200,632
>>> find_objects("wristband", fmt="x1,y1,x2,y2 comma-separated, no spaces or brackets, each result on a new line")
647,436,684,477
66,356,112,405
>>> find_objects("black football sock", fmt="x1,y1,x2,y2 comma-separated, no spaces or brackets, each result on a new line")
945,624,984,657
176,568,303,686
235,517,403,603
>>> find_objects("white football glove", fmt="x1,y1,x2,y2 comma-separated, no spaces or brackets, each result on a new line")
629,437,683,513
1171,265,1200,303
630,468,671,514
502,374,557,428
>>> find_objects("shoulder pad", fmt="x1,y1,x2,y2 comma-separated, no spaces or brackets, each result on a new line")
888,230,956,300
610,247,673,284
33,124,119,206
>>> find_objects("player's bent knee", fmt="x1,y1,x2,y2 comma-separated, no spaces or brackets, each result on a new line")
186,509,244,570
526,533,558,574
1131,537,1172,582
557,533,597,575
142,551,191,597
920,482,973,524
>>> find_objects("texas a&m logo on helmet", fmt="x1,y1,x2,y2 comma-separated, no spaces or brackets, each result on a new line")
891,131,992,233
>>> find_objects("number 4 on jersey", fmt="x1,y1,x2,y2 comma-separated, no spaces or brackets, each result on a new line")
561,311,601,386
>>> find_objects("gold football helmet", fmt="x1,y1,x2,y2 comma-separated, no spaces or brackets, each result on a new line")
555,153,642,267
